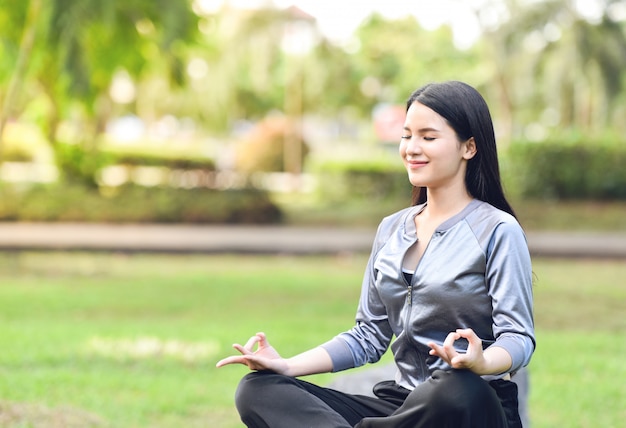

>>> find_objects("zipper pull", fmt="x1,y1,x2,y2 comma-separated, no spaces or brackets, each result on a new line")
407,285,412,305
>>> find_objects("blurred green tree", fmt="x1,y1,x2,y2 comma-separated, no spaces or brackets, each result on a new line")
352,13,477,114
474,0,626,139
0,0,42,160
0,0,198,185
1,0,624,181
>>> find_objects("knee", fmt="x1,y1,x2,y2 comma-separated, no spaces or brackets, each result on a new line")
235,371,289,417
427,370,499,413
394,370,507,427
235,372,268,412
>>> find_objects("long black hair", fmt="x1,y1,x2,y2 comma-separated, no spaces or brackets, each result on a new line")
406,81,516,218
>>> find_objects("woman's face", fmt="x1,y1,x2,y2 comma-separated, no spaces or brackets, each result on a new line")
399,101,476,190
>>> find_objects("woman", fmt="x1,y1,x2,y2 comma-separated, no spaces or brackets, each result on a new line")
216,81,535,428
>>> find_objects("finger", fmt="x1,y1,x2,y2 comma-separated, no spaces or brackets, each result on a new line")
232,343,253,355
243,335,262,351
241,355,272,371
443,331,461,348
428,341,441,353
456,328,482,349
429,346,443,358
456,328,477,341
441,332,460,359
255,332,269,347
215,355,248,368
427,342,448,361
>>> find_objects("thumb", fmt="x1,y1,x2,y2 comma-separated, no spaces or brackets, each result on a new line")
255,332,269,347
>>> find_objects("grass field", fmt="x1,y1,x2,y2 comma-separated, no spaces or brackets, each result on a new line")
0,252,624,427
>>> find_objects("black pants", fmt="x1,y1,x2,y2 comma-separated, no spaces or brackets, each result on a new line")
235,369,522,428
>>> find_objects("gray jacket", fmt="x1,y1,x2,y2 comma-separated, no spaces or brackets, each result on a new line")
321,199,535,390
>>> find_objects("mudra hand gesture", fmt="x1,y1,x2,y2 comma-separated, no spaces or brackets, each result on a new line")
427,328,511,376
216,332,288,374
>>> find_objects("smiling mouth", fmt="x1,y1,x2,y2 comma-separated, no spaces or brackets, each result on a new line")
407,161,428,168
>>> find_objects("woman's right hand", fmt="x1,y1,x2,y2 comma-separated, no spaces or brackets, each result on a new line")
215,332,289,374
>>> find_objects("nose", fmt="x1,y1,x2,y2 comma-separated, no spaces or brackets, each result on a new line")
404,136,422,157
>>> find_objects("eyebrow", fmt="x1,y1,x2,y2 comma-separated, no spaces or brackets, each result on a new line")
403,126,441,133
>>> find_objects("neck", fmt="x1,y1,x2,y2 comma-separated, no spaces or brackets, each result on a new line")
424,186,473,219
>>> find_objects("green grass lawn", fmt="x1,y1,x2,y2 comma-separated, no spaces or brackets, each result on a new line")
0,253,624,427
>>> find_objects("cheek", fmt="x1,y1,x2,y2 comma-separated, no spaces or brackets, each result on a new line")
399,141,406,158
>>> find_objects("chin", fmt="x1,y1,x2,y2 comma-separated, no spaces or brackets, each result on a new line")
407,176,426,188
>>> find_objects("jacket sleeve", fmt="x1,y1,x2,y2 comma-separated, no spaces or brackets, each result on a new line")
485,221,536,373
320,217,398,372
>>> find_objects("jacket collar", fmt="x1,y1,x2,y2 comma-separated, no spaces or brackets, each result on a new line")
402,199,483,238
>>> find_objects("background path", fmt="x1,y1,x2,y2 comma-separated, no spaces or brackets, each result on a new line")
0,223,625,258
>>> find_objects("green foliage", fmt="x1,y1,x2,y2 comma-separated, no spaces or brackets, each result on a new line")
313,158,410,203
54,143,216,188
505,138,626,200
513,200,626,231
354,13,473,109
54,142,115,187
0,0,201,180
42,0,198,102
106,151,216,170
0,183,282,223
2,0,626,203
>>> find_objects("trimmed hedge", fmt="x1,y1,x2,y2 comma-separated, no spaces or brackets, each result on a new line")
505,140,626,200
108,152,216,170
0,183,282,224
313,159,412,203
53,142,216,187
312,140,626,205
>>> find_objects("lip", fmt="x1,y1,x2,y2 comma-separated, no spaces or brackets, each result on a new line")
406,160,428,169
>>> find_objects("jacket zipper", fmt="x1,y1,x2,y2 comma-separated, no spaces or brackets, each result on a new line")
402,264,413,320
406,283,412,305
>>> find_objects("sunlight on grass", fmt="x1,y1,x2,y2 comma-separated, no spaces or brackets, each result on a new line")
529,331,626,428
0,253,623,427
0,401,104,428
85,336,220,363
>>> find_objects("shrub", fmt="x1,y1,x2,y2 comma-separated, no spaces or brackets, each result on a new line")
313,159,411,203
505,139,626,200
106,151,216,170
235,115,309,173
53,143,216,188
0,183,282,224
53,142,115,188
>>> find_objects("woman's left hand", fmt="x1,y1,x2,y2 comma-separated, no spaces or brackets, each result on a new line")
427,328,488,373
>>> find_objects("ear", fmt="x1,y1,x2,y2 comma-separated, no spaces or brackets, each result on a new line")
462,137,477,160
